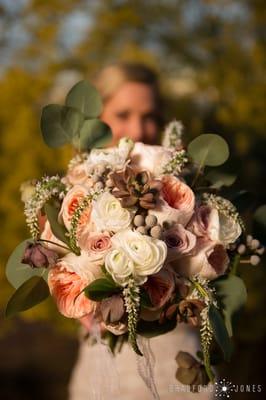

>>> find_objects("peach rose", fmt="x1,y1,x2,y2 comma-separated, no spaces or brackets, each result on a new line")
59,185,91,231
149,176,195,226
162,175,195,222
48,265,95,319
40,220,69,256
174,239,229,280
130,142,173,177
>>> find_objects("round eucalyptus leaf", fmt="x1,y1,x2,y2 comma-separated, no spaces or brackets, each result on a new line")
206,170,236,189
211,275,247,337
73,119,112,151
65,80,102,118
41,104,84,148
6,240,48,289
188,134,229,167
253,204,266,242
5,276,49,318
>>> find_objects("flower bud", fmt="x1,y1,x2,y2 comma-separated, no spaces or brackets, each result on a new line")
22,242,58,268
175,351,209,391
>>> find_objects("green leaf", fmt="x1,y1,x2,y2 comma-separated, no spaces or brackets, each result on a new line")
188,134,229,167
44,203,69,246
73,119,112,151
137,318,177,338
211,275,247,336
65,80,102,118
206,170,236,189
208,304,233,362
6,240,48,289
41,104,84,148
5,276,49,318
84,278,120,301
253,204,266,241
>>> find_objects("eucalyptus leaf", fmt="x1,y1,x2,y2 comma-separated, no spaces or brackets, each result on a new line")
211,275,247,336
73,119,112,151
84,278,120,301
41,104,84,148
208,304,233,361
6,240,48,289
253,204,266,242
44,203,70,246
188,134,229,167
206,170,236,189
5,276,49,318
65,80,102,118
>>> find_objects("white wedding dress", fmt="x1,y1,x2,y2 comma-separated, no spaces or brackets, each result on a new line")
68,324,214,400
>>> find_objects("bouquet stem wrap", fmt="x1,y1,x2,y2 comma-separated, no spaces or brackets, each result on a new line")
136,336,160,400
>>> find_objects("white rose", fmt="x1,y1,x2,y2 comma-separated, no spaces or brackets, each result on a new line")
130,142,173,177
92,192,133,233
105,248,134,286
108,229,167,285
218,213,242,246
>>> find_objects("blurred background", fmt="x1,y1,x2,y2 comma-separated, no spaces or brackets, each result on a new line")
0,1,265,399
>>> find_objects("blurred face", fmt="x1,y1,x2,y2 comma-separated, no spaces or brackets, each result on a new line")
101,82,160,145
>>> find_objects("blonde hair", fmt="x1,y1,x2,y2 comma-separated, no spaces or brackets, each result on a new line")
93,62,164,126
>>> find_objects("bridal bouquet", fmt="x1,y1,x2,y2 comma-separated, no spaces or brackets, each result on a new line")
5,81,264,391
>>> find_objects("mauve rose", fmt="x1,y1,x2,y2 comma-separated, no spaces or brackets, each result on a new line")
130,142,173,177
173,239,229,280
48,265,96,319
188,205,219,242
164,224,196,261
22,242,58,268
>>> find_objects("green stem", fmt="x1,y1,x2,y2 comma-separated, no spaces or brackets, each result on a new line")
38,239,71,252
203,351,215,382
229,254,240,276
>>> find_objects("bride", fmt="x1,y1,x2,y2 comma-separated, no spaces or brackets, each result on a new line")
68,62,214,400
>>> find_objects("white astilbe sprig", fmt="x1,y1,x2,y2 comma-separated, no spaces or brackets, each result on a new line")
68,190,101,255
162,120,184,149
200,305,214,381
123,278,142,356
189,275,215,381
189,275,216,306
24,175,66,239
163,149,188,176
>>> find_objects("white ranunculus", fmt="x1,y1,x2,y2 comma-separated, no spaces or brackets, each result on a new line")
92,192,133,233
105,248,134,286
109,229,167,285
130,142,173,177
